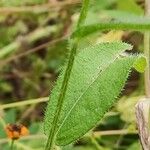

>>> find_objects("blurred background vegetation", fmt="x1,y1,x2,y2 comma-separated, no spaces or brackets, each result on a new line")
0,0,146,149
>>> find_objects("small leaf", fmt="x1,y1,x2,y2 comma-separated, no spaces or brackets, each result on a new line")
133,55,147,73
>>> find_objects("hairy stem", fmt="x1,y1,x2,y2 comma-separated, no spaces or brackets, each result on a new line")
45,0,90,150
45,40,78,150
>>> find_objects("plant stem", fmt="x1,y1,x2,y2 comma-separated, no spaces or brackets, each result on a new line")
15,141,34,150
144,0,150,97
45,40,78,150
10,140,14,150
93,129,138,137
72,22,150,38
0,97,48,110
144,0,150,147
90,136,103,150
45,0,89,150
76,0,90,28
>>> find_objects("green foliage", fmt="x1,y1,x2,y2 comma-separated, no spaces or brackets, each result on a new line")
133,56,147,73
117,0,143,14
0,0,148,149
77,0,90,28
72,19,150,38
44,1,91,149
56,56,144,145
43,0,147,148
44,41,146,145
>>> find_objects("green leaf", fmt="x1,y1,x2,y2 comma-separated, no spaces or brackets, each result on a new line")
44,42,143,146
44,42,131,138
56,56,141,145
117,0,143,15
72,17,150,38
133,55,147,73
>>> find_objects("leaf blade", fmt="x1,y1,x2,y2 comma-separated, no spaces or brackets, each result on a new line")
55,56,140,145
44,42,133,145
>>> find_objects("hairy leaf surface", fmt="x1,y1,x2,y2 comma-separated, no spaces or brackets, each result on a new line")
44,42,142,146
56,56,141,145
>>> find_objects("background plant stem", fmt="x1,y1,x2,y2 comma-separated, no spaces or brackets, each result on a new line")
90,136,103,150
0,97,48,110
10,140,14,150
45,0,90,150
144,0,150,97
